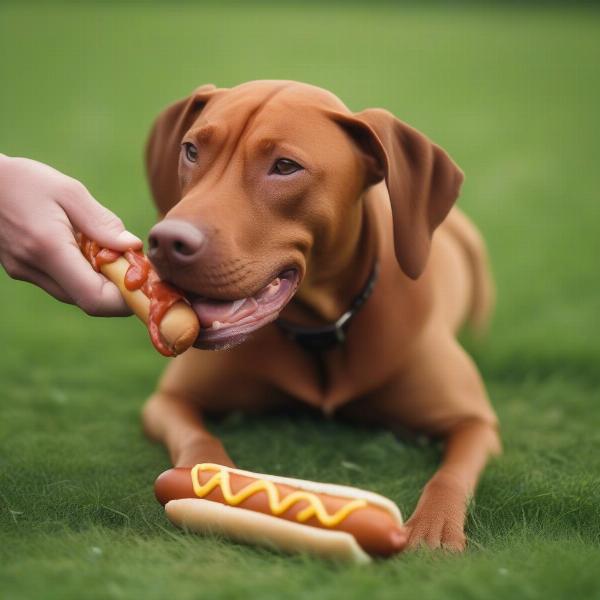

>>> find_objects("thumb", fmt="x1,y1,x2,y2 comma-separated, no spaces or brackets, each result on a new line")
58,180,143,251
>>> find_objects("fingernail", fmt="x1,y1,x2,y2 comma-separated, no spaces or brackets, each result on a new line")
117,231,142,247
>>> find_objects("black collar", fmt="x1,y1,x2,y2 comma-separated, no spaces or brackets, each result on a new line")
275,260,379,353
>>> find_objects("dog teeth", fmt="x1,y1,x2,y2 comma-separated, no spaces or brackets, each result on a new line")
263,278,280,298
229,299,247,315
211,321,224,330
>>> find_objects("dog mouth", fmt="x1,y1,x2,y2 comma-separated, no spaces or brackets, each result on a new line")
189,269,300,350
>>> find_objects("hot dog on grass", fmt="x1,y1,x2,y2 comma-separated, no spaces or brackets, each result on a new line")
155,463,405,563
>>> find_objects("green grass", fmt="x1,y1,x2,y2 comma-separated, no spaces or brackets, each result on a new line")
1,2,600,598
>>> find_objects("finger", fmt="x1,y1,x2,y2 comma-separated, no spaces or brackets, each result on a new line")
38,241,133,316
57,180,142,251
5,261,74,305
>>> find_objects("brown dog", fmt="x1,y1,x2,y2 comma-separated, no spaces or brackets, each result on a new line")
141,80,500,552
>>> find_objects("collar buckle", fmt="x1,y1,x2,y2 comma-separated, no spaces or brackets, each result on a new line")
276,261,379,353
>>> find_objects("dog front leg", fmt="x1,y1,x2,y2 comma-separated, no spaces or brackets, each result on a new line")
142,392,235,468
389,332,502,551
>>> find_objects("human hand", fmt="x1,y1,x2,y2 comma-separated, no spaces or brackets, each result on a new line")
0,154,142,316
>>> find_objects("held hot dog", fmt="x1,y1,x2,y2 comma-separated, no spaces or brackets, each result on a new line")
155,463,405,563
77,234,199,356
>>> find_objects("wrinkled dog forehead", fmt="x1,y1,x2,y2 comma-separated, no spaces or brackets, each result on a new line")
202,80,350,113
187,82,351,137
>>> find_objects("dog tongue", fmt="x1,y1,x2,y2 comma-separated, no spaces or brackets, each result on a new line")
192,277,285,328
192,297,253,328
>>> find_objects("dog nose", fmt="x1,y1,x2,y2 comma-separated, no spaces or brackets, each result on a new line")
147,220,206,266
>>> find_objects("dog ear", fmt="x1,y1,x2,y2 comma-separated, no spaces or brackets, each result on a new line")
333,108,463,279
145,84,219,214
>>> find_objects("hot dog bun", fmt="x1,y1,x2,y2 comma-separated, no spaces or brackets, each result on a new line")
166,498,372,564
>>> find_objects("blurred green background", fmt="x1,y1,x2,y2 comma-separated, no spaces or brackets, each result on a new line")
1,2,599,599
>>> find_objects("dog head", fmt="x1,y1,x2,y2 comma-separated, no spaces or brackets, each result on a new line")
145,80,462,349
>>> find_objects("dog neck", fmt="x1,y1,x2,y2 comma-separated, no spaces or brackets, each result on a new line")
278,196,379,329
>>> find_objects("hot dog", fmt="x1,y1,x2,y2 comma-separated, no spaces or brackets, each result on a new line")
77,234,199,356
155,463,405,563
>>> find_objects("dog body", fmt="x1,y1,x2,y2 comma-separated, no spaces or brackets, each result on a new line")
142,81,500,551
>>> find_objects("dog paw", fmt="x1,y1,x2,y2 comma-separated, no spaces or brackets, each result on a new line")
405,513,466,552
404,472,469,552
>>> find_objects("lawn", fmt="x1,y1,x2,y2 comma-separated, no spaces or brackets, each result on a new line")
1,2,599,599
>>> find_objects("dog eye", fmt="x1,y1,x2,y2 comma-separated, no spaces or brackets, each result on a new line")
182,142,198,163
271,158,303,176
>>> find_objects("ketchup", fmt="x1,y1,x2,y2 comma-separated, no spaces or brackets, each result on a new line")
77,233,185,357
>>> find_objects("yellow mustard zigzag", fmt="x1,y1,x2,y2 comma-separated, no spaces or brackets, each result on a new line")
190,463,367,528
